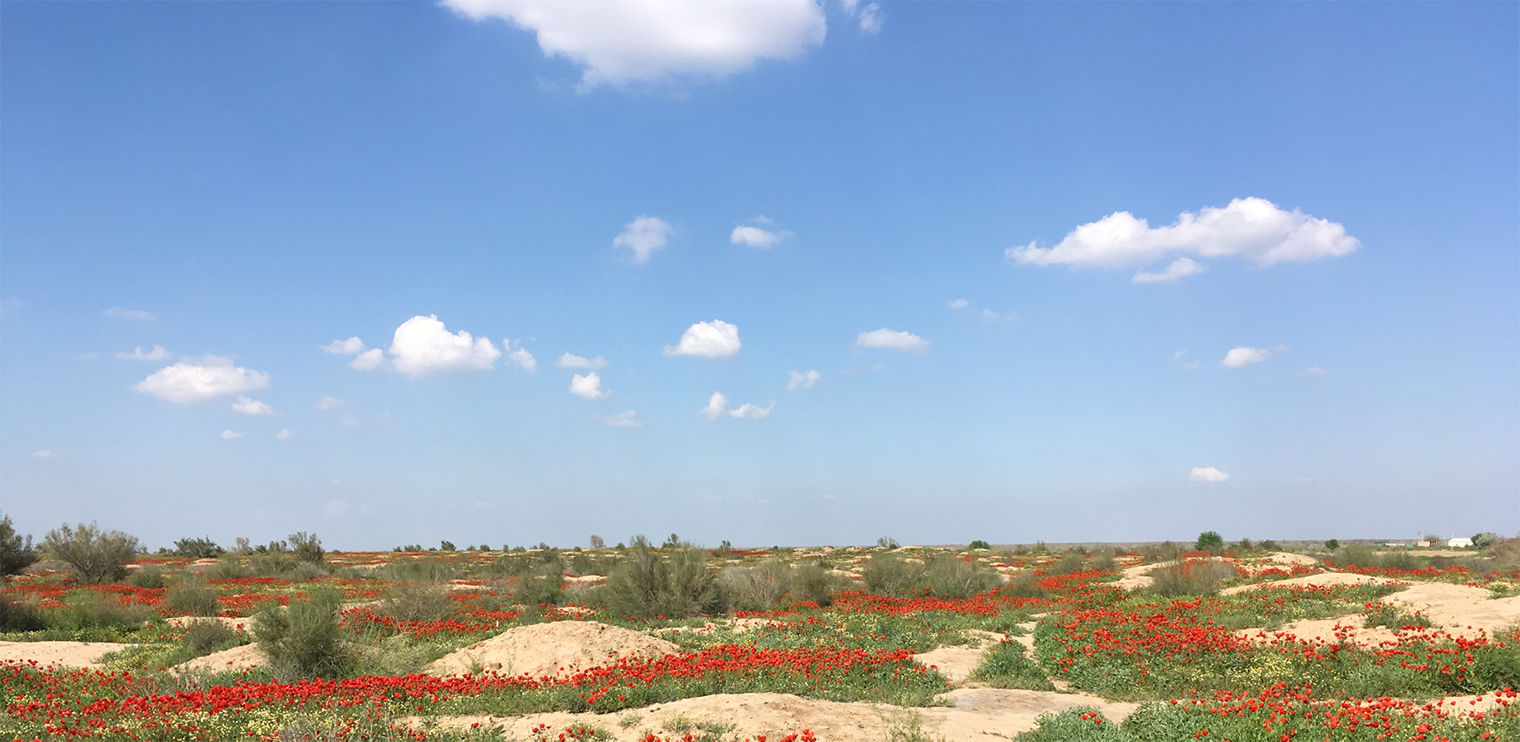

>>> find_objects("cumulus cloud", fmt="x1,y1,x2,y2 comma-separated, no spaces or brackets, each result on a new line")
504,340,536,372
613,216,674,263
948,299,969,310
1007,198,1359,278
322,337,366,355
1222,346,1273,369
220,430,244,440
388,315,500,377
557,353,607,370
316,396,345,411
350,348,385,371
275,429,295,440
569,372,609,399
114,345,169,361
701,391,772,420
855,328,929,353
31,450,53,459
231,396,276,416
603,410,642,428
103,307,155,321
731,223,792,249
1189,466,1230,483
441,0,827,87
664,319,741,359
1132,257,1205,284
787,369,820,391
135,357,270,403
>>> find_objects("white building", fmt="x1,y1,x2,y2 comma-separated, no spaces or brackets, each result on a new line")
1447,537,1474,548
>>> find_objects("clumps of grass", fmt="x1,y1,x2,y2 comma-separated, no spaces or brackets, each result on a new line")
183,620,242,658
165,578,221,617
47,591,158,631
601,537,718,619
254,586,352,680
863,552,924,597
791,561,844,606
126,565,166,589
1363,602,1433,630
880,710,948,742
1050,551,1087,575
377,580,458,624
1148,560,1238,597
922,554,1001,599
1013,708,1129,742
999,574,1050,600
719,559,793,611
205,555,249,580
970,640,1055,690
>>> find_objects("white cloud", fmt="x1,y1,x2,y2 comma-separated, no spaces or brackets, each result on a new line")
1222,346,1272,369
114,345,169,361
948,299,969,310
350,348,385,371
730,224,792,249
322,337,366,355
664,319,741,359
603,410,642,428
31,450,53,459
1132,257,1205,284
569,372,609,399
980,308,1017,323
1302,366,1328,377
1171,350,1201,371
855,2,883,33
855,328,929,353
76,352,101,362
701,391,772,420
103,307,155,321
1007,198,1360,277
275,429,295,441
388,315,500,377
316,396,345,411
613,216,674,263
441,0,827,87
135,357,271,403
557,352,607,370
1189,466,1230,483
787,369,820,391
504,340,536,372
231,396,276,416
220,430,244,440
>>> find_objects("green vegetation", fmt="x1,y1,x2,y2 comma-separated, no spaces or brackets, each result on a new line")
41,522,140,584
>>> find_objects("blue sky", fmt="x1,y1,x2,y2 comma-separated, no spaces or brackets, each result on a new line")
2,1,1516,550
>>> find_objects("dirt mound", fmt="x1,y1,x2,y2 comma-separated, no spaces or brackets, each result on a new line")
1235,617,1399,647
914,630,1008,685
1385,583,1520,635
0,641,132,669
166,616,256,632
425,620,679,678
421,689,1138,742
1220,571,1402,596
171,643,265,674
1260,552,1320,567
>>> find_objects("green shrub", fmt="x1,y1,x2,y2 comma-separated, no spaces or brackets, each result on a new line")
42,523,140,584
1194,531,1224,554
1090,552,1117,572
173,537,223,559
46,591,158,631
254,586,351,679
718,559,793,611
165,579,221,617
863,552,924,597
286,561,328,582
287,532,324,565
0,597,46,632
205,555,248,580
1051,551,1086,575
1324,538,1340,551
249,552,296,577
1000,575,1050,600
790,561,841,606
1142,541,1182,563
183,621,241,657
602,537,716,619
1013,708,1130,742
971,640,1054,690
1258,540,1281,552
968,539,992,550
378,581,457,624
1148,560,1236,598
126,566,166,589
922,554,1001,599
0,514,38,576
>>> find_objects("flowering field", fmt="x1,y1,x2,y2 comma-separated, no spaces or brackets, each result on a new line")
3,541,1519,741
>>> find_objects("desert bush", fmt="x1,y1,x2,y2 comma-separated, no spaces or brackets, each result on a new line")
1233,538,1254,552
922,554,1001,599
165,578,221,617
790,561,842,606
183,621,240,657
1050,551,1086,575
42,522,140,584
876,536,900,549
126,566,166,589
0,514,38,576
249,552,296,577
173,537,223,559
513,570,564,607
1258,540,1281,551
205,555,248,580
254,586,352,679
1333,543,1378,568
1324,538,1340,551
863,552,924,597
286,561,328,582
1000,575,1050,600
1377,550,1420,571
1490,537,1520,571
0,597,46,632
971,640,1054,690
377,581,457,624
1090,551,1117,572
718,559,792,611
968,539,991,550
1194,531,1224,554
46,591,157,631
602,537,717,619
287,532,324,565
1149,560,1237,597
1142,541,1182,563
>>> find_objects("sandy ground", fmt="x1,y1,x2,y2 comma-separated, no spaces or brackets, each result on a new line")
426,621,680,678
171,643,265,674
913,629,1008,684
1219,570,1404,596
1236,617,1399,646
0,641,132,669
1385,582,1520,635
166,615,256,631
415,689,1139,742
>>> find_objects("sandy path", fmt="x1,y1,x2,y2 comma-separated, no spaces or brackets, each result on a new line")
0,641,134,669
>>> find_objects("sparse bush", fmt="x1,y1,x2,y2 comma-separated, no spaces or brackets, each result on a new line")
249,552,296,577
47,591,157,631
1149,560,1237,597
173,537,223,559
377,581,457,624
1333,543,1377,568
1363,602,1433,630
1000,575,1050,599
286,561,328,582
1234,538,1254,553
863,552,924,597
718,559,792,611
876,536,900,549
183,621,240,657
1090,551,1117,572
1142,541,1182,563
0,597,46,632
287,532,324,565
589,534,605,549
790,561,841,606
922,554,1000,599
165,578,221,616
968,539,991,550
383,556,457,583
1258,540,1281,552
439,540,455,551
42,522,140,584
602,537,716,619
254,586,352,679
1051,551,1086,575
1194,531,1224,554
0,515,38,576
1490,537,1520,571
1473,532,1499,549
206,555,248,580
513,570,564,607
126,566,166,589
